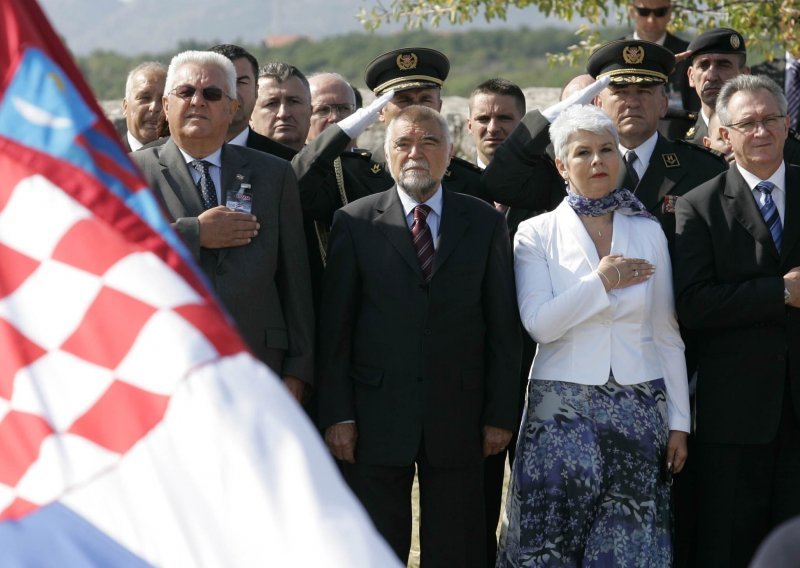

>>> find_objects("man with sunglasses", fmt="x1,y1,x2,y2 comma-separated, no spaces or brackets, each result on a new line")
130,50,314,405
674,74,800,567
627,1,698,113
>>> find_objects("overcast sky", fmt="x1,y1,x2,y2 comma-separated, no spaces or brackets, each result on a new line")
38,0,605,56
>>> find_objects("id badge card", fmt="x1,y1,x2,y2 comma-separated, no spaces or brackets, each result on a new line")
226,183,252,214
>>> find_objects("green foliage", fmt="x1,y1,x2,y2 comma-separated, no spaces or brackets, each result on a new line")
79,26,630,100
358,0,800,66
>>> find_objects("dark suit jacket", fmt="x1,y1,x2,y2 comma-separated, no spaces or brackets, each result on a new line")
130,139,315,384
674,164,800,444
246,128,297,161
752,58,787,89
317,187,521,468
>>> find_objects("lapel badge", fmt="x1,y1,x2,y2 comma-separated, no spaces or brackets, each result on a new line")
685,127,696,139
370,163,382,174
662,153,680,168
662,195,679,214
622,46,645,65
396,53,418,71
445,168,453,178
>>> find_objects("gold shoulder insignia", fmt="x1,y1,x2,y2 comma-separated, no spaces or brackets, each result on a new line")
685,127,696,139
370,163,382,174
662,153,680,168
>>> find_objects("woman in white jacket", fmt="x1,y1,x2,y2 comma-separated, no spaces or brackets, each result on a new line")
497,105,689,567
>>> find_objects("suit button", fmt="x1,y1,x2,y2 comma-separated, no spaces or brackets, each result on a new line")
424,328,432,336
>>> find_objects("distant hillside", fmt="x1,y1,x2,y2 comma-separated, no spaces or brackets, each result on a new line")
79,26,628,100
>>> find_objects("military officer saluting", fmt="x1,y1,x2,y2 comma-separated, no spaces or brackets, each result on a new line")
483,38,727,252
364,47,485,199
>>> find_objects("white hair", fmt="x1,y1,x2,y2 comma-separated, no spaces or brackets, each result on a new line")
550,105,619,164
124,61,166,99
164,50,236,99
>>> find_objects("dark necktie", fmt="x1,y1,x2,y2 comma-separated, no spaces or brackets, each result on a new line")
756,181,782,253
624,150,640,188
787,61,800,129
411,204,434,281
190,160,218,210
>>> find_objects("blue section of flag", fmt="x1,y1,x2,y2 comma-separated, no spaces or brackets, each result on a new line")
0,47,198,271
0,503,152,567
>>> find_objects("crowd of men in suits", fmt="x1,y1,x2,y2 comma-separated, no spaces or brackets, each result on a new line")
118,2,800,565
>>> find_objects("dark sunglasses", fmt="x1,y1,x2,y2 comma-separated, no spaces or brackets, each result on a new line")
633,5,670,17
169,85,229,102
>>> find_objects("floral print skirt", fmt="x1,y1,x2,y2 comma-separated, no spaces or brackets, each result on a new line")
496,377,672,567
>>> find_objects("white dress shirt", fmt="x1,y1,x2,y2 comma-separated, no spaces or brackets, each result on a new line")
737,162,787,224
620,131,659,182
126,130,144,151
514,200,690,431
396,185,443,249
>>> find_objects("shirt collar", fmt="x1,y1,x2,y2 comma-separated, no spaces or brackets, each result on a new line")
620,131,659,169
228,127,250,147
396,185,444,218
736,161,787,194
178,146,224,169
127,130,144,151
476,155,487,169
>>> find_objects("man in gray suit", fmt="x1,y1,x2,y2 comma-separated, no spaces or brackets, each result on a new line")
130,50,313,403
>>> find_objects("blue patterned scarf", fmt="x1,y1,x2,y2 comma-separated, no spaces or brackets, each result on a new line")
566,187,657,221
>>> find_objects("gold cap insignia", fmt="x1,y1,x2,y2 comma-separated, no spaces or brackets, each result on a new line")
622,46,645,65
662,153,680,168
396,53,418,71
370,163,382,174
730,34,741,49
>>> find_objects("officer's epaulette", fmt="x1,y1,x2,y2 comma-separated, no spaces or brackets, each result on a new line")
347,147,373,159
447,156,483,176
674,138,728,164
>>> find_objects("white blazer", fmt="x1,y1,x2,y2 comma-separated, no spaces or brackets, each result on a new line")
514,200,690,432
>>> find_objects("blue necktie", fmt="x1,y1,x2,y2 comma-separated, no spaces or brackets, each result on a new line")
756,181,782,253
190,160,218,210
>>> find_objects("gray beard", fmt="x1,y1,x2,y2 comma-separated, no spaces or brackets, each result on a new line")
397,170,439,202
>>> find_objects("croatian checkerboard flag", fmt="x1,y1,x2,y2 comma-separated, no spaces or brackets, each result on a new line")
0,1,398,566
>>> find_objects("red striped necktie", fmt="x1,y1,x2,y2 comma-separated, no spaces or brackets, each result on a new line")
411,204,434,281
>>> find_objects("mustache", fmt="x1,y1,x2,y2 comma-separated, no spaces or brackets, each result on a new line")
401,159,430,173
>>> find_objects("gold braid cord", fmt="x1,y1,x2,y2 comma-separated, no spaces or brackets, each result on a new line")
314,156,348,267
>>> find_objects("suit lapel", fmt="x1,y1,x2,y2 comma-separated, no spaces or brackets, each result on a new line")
216,145,251,266
781,164,800,261
376,188,425,279
635,135,677,213
556,201,601,269
725,167,779,259
158,139,204,217
431,190,469,278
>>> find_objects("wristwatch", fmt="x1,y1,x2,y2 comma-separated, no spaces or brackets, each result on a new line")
785,288,791,305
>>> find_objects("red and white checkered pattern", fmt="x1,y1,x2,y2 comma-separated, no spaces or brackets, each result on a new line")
0,173,229,520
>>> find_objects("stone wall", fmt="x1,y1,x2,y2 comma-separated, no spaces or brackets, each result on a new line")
104,87,561,161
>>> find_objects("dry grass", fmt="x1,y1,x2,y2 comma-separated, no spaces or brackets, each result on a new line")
406,462,511,568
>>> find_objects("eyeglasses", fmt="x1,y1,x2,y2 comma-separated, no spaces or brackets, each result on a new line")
169,85,229,102
312,103,356,118
724,114,786,134
633,5,670,17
